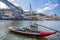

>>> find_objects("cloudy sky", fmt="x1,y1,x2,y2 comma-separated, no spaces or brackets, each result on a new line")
0,0,60,15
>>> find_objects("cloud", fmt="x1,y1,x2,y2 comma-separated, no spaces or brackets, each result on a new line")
0,2,9,9
37,3,59,13
24,10,29,12
8,0,15,2
36,9,44,13
37,0,59,13
0,0,19,9
13,3,19,6
8,0,19,6
44,3,59,10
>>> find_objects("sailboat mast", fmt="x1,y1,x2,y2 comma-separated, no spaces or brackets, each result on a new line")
30,3,32,14
29,3,32,25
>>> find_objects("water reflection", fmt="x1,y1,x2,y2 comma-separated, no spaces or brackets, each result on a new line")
3,31,38,40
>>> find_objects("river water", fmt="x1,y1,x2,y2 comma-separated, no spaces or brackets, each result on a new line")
0,20,60,40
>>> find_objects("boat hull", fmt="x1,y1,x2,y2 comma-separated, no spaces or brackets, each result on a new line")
8,27,56,36
8,27,40,36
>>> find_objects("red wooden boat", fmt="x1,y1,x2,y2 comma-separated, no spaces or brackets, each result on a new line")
8,27,57,36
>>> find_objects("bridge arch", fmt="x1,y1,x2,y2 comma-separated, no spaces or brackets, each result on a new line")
0,0,23,18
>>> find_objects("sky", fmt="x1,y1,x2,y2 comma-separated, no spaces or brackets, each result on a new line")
0,0,60,15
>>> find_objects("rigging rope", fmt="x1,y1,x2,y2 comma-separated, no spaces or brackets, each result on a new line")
37,24,60,33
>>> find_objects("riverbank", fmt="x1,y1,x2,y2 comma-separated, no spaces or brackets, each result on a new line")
0,17,60,21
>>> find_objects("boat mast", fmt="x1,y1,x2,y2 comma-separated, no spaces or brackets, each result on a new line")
29,3,32,26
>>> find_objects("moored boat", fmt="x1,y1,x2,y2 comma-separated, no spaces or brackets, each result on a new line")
8,27,57,36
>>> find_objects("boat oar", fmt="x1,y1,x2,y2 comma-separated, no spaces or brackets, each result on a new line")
37,24,60,33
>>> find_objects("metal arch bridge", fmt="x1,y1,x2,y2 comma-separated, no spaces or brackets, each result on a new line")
0,0,24,18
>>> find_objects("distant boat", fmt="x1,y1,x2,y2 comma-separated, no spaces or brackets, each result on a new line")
8,27,56,36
